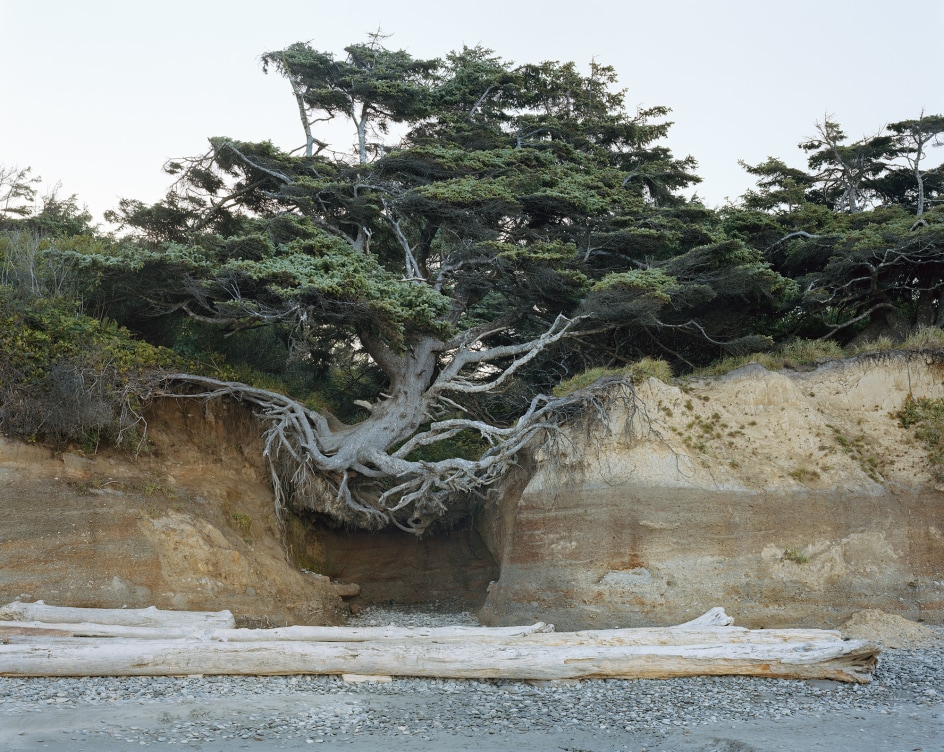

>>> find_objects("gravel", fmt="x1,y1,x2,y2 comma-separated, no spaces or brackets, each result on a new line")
2,608,942,749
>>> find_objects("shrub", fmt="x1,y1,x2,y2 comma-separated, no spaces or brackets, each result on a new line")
0,286,180,447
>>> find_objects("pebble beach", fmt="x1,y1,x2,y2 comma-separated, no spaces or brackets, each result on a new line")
2,610,942,751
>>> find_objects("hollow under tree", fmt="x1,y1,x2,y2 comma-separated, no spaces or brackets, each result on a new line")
93,39,770,534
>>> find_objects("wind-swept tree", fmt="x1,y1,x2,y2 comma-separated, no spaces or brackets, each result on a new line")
799,118,892,213
92,39,785,533
732,114,944,344
876,113,944,217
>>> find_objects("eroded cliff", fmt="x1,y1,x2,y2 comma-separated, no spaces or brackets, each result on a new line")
0,398,347,626
478,352,944,630
2,353,943,629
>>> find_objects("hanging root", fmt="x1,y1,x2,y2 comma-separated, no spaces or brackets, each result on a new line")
154,372,646,534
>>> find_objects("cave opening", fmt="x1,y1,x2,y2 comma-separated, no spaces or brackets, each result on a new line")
286,511,500,613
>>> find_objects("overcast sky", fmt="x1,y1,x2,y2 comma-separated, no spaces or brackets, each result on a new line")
2,1,943,225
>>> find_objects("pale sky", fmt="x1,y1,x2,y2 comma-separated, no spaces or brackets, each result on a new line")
2,0,943,226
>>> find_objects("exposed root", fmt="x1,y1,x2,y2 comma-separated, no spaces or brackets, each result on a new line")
153,372,646,534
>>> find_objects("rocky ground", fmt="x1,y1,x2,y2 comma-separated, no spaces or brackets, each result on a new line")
2,609,941,752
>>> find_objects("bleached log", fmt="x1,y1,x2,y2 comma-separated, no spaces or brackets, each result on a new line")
0,635,878,683
0,606,880,683
0,601,235,629
675,607,735,627
0,621,552,642
0,622,844,648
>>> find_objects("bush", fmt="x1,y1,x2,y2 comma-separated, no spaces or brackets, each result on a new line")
0,286,180,446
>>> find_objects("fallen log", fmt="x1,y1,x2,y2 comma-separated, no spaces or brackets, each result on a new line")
0,604,879,683
0,621,553,641
0,601,234,629
0,634,878,682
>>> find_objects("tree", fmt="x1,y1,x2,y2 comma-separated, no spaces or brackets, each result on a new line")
93,40,787,533
799,118,892,213
0,165,39,221
879,113,944,217
731,115,944,344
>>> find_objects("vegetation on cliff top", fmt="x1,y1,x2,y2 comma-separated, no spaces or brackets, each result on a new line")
1,37,942,530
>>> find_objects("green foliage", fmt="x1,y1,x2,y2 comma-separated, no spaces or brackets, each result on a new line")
731,112,944,347
897,395,944,481
0,284,180,444
591,268,677,302
91,37,732,408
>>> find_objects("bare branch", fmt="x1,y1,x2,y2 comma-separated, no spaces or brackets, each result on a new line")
434,314,585,395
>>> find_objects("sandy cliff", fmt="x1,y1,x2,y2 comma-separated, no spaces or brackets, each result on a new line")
478,352,944,630
2,352,942,629
0,398,346,626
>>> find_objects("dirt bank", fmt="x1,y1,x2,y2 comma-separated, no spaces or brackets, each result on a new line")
480,353,944,629
0,398,345,626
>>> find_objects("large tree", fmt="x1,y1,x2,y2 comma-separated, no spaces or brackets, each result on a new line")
93,40,785,533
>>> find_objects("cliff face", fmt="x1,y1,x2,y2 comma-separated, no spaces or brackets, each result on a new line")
478,353,944,630
0,398,346,626
3,354,943,629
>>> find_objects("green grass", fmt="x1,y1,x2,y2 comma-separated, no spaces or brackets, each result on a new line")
897,395,944,481
696,339,845,377
782,547,809,564
553,357,672,397
902,326,944,351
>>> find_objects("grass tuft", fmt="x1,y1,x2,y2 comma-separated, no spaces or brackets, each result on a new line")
902,326,944,351
553,358,672,397
696,339,844,377
897,395,944,481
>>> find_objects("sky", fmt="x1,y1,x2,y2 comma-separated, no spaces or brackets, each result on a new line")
2,0,943,226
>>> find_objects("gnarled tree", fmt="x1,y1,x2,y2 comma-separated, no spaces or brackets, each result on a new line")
92,40,774,533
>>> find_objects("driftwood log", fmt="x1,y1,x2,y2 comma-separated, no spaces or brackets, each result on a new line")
0,601,235,629
0,603,879,683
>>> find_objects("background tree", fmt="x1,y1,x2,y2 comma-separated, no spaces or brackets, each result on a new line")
799,118,892,213
875,113,944,217
0,165,39,221
731,114,944,344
